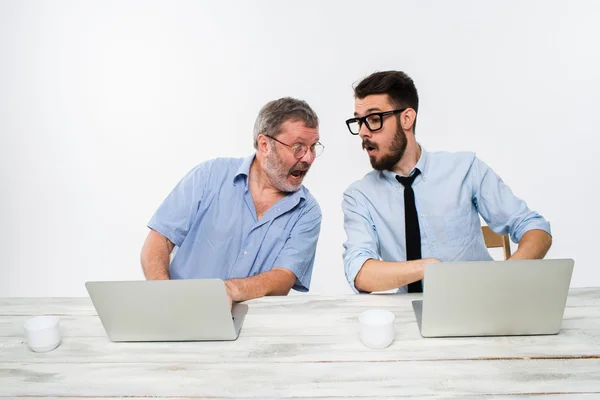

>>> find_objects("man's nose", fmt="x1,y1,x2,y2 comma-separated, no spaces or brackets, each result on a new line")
300,148,315,164
358,123,372,140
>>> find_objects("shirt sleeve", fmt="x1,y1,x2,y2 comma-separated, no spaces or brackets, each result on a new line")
471,157,551,243
273,200,322,292
342,187,381,294
147,161,212,247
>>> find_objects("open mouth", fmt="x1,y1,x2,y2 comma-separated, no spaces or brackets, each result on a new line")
363,141,377,153
290,170,307,179
289,162,310,182
365,145,377,155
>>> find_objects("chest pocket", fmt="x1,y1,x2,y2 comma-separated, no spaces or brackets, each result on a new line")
424,203,474,248
443,204,475,247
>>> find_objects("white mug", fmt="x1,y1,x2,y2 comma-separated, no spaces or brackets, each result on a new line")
24,316,61,353
359,309,395,349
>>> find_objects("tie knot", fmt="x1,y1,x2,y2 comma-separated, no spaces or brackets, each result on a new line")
396,169,421,187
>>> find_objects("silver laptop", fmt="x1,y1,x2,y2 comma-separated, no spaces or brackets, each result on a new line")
412,259,574,337
85,279,248,342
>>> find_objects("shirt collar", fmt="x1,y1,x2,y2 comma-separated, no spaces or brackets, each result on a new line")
234,154,256,183
381,144,430,182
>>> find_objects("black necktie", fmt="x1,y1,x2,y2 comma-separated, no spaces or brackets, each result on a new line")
396,170,423,293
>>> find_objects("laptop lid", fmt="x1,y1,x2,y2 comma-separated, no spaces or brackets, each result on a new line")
85,279,248,342
414,259,574,337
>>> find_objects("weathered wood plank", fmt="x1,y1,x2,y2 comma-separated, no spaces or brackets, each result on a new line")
1,331,599,364
1,360,600,398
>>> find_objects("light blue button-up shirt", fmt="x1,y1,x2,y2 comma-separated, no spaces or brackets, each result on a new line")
148,155,322,291
342,146,551,293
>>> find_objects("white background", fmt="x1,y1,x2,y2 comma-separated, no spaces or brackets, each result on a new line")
1,0,598,297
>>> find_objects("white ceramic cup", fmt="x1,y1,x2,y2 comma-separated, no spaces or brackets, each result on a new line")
359,309,395,349
24,316,61,353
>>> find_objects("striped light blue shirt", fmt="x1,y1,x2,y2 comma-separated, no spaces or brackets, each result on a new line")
148,155,322,291
342,146,551,293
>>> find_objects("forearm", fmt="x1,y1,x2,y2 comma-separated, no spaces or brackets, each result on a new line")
509,229,552,260
354,258,434,293
143,258,170,280
225,268,296,302
141,230,174,280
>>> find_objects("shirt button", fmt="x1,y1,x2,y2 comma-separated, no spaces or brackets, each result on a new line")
244,251,248,255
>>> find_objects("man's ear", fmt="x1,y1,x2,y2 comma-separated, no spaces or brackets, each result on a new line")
401,108,417,132
257,134,270,154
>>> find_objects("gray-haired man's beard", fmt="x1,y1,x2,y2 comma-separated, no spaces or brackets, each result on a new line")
265,149,310,193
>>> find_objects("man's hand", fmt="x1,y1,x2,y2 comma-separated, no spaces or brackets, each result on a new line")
224,268,296,303
224,280,238,309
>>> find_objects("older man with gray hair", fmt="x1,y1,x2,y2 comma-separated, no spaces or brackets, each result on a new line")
141,97,324,305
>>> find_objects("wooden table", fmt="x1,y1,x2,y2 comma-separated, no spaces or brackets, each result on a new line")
1,288,600,399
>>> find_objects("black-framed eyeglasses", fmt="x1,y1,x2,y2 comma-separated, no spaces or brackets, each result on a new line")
345,108,407,135
266,135,325,159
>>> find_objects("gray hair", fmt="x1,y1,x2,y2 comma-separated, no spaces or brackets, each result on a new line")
253,97,319,149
